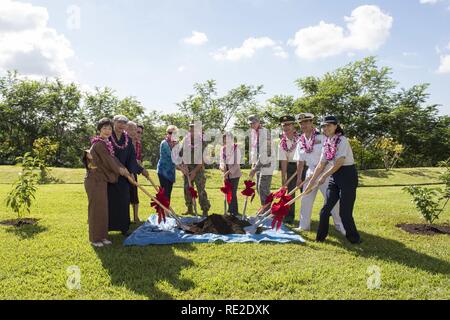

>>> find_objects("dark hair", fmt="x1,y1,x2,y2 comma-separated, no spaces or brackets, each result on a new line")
137,124,144,131
335,125,345,136
97,118,113,132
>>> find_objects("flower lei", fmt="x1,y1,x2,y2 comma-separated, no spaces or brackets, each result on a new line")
251,126,261,149
91,136,115,157
184,133,204,149
324,133,343,161
110,131,129,150
165,135,178,149
222,144,238,162
281,132,299,153
299,130,318,154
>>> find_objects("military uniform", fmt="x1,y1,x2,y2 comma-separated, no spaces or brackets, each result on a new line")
293,113,344,233
180,124,211,216
316,116,361,244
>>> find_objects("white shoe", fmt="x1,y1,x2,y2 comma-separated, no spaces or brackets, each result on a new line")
91,242,104,248
335,224,346,236
102,239,112,245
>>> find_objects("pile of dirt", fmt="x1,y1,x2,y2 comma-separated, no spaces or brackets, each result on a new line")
397,223,450,236
184,214,261,235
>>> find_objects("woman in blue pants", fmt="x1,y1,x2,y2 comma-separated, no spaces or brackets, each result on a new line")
304,116,361,244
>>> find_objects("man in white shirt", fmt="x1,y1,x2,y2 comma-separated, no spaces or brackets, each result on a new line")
278,115,299,224
249,115,275,205
293,113,345,234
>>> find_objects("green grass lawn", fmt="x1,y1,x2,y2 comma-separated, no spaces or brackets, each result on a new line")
0,166,449,300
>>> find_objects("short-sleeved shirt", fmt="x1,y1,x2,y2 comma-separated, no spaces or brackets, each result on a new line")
320,135,355,166
293,133,325,168
278,135,299,163
157,140,176,183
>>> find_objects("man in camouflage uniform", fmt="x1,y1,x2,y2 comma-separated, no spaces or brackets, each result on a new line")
180,122,211,217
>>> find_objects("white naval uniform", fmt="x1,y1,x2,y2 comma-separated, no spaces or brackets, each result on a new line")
293,133,345,234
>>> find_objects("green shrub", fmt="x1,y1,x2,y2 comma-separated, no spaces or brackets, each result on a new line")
5,153,39,220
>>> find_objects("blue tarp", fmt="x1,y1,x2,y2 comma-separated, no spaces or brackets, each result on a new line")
124,215,306,246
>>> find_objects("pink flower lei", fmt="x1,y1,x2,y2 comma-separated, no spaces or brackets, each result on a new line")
299,130,318,154
222,144,238,162
251,126,262,148
91,136,115,157
110,131,129,150
324,133,343,161
281,132,299,153
184,133,204,149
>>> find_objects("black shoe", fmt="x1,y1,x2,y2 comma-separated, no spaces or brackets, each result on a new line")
350,238,363,245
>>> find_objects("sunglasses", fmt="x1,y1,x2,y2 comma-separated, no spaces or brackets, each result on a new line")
167,132,174,135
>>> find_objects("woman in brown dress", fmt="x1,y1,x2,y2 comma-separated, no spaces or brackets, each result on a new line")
84,119,130,247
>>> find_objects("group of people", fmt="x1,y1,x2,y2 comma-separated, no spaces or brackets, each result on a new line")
246,114,360,244
83,112,361,248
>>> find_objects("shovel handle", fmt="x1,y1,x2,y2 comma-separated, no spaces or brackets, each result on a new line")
283,171,298,188
128,175,179,220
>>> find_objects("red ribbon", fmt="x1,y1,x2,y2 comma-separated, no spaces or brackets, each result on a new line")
270,193,293,231
265,187,288,205
188,186,198,200
220,180,233,204
151,187,170,224
241,180,256,202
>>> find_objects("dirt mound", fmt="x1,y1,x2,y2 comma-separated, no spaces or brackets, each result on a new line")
184,214,256,235
397,223,450,236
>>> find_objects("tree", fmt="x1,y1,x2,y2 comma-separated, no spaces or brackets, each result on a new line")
177,80,264,131
5,153,40,221
375,137,404,171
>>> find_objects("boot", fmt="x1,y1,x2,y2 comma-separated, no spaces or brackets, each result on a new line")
184,206,194,216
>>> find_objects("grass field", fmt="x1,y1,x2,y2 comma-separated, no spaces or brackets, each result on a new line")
0,166,449,300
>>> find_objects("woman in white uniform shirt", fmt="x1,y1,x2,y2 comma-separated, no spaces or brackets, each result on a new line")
293,113,345,234
278,115,300,224
305,116,361,244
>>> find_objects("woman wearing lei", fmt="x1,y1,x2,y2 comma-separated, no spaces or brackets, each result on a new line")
157,125,186,201
303,116,361,244
219,132,242,217
293,113,345,234
108,115,149,237
83,118,131,247
278,115,300,224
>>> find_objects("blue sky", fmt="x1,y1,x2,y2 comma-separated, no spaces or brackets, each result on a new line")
1,0,449,115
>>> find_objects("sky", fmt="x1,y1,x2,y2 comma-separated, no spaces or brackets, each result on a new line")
1,0,449,115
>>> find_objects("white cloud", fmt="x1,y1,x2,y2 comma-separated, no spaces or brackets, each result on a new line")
288,5,393,60
273,46,289,59
437,55,450,73
212,37,282,61
183,31,208,46
420,0,441,4
0,0,75,80
402,52,418,57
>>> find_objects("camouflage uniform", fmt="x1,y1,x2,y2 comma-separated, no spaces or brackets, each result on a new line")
180,137,211,216
183,164,211,215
